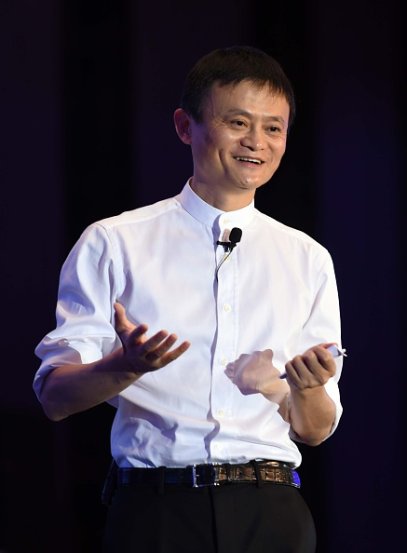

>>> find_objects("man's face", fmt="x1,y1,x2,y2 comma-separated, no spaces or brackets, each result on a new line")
183,80,290,205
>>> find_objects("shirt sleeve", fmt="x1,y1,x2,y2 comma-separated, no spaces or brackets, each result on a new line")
292,248,344,440
33,223,123,399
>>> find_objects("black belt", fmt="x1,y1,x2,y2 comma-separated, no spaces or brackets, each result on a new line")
117,460,301,488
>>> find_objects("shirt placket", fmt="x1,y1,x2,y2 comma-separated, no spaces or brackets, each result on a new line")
209,222,239,461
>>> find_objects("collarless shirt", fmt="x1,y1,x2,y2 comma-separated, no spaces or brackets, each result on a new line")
34,181,343,468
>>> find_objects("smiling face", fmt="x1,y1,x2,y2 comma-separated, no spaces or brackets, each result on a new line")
174,79,290,210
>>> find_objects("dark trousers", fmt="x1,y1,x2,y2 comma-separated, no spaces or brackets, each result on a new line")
102,482,317,553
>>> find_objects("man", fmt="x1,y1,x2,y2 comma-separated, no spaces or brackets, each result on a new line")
34,46,344,553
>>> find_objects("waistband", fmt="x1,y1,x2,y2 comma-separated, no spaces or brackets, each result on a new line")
117,460,301,488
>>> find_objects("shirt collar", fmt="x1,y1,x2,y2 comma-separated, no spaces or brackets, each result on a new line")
177,180,255,235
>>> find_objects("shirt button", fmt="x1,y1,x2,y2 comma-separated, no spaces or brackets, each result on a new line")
223,303,232,313
217,409,225,418
220,357,228,366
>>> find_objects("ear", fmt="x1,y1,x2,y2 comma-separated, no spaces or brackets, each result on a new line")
174,108,192,145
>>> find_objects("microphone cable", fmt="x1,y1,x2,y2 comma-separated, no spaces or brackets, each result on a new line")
215,227,242,280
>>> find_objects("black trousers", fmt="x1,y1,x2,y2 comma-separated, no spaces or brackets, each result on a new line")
102,482,317,553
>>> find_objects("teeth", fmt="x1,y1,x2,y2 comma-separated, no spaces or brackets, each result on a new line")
235,157,262,164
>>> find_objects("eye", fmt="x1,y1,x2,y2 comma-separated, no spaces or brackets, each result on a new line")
231,119,247,128
267,125,282,134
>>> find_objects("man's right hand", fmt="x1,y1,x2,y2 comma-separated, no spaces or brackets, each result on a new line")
114,302,191,374
39,303,191,421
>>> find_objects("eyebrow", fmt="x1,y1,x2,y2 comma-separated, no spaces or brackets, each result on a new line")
225,109,287,126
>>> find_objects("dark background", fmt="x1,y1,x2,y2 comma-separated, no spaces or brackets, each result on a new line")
1,1,405,551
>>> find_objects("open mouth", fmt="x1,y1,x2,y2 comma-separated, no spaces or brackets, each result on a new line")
234,156,263,165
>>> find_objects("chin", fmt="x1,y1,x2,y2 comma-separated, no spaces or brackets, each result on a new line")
237,178,269,191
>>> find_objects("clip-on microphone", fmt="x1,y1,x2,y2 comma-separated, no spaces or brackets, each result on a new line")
215,227,243,280
217,227,242,252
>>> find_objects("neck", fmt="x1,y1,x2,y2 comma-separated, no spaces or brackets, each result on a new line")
190,179,254,212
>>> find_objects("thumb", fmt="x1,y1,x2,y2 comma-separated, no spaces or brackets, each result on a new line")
263,348,274,360
114,302,133,334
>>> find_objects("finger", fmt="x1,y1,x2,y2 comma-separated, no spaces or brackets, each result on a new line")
321,342,338,351
301,350,330,382
224,363,235,377
294,351,330,387
302,348,320,369
142,333,177,362
311,346,337,375
263,349,274,360
289,354,310,374
302,344,334,366
285,356,313,386
159,340,191,366
141,330,172,355
126,323,149,341
114,305,151,356
114,302,133,333
142,332,189,366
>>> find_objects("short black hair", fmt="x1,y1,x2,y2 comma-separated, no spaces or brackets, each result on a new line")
180,45,296,129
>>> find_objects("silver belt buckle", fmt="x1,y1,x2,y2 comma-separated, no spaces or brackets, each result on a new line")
192,464,220,487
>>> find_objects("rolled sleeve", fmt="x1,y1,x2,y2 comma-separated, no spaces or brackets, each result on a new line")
33,223,123,398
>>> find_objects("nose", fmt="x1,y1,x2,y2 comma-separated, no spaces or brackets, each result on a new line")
240,126,264,151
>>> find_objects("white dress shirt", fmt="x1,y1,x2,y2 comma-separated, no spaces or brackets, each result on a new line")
34,181,343,468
